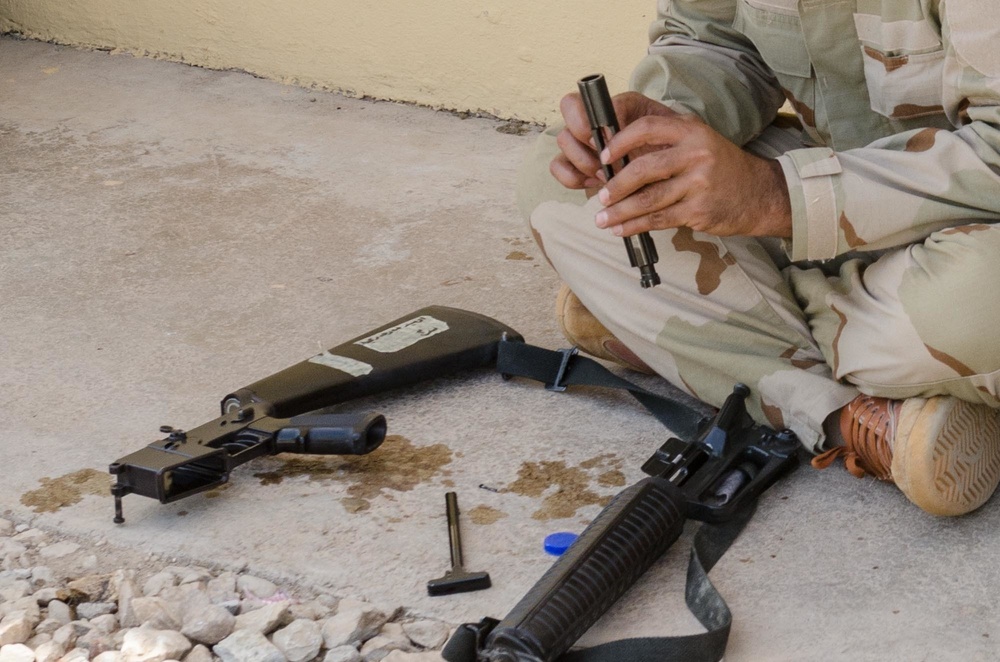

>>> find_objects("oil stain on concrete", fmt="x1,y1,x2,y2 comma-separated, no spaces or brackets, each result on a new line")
503,453,626,521
252,435,452,513
20,468,111,514
468,504,507,525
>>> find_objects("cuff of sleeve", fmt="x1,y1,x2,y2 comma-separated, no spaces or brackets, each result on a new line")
776,148,843,261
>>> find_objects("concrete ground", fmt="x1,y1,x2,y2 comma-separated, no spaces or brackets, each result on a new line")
2,36,999,661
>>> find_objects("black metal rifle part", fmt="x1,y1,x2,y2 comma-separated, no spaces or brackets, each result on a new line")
578,74,660,289
443,341,801,662
109,306,523,522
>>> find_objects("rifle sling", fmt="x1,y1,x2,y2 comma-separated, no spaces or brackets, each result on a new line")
495,340,755,662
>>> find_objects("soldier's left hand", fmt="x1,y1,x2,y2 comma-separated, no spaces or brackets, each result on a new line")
594,114,793,239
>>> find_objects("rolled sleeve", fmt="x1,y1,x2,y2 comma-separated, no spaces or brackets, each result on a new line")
776,147,843,261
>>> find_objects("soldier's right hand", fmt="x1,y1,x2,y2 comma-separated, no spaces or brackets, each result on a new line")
550,91,680,190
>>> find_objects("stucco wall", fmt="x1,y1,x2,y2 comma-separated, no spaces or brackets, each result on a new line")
0,0,657,125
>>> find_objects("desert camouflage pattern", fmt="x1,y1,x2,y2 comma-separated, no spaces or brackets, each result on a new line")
518,0,1000,450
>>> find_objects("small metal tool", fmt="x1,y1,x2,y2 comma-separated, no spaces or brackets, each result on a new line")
427,492,492,596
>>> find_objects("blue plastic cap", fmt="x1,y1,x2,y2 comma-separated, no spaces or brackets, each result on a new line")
544,532,579,556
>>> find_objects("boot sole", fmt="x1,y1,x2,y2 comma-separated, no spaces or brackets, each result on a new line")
892,396,1000,516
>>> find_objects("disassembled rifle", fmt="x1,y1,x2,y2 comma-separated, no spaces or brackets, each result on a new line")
107,306,799,662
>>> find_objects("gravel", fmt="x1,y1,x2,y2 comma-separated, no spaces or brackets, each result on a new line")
0,519,450,662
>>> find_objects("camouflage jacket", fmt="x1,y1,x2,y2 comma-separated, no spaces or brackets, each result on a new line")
630,0,1000,261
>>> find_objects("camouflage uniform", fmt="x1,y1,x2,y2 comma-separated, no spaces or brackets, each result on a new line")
518,0,1000,451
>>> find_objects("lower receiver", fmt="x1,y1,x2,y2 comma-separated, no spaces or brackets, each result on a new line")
109,306,523,522
444,384,800,662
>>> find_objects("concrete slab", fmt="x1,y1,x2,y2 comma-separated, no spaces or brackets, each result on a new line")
1,36,998,661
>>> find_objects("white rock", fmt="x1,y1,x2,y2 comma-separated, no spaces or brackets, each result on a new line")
181,604,236,645
322,647,361,662
31,567,56,588
0,615,33,646
12,530,46,543
0,644,35,662
113,574,141,629
46,602,73,626
55,649,88,662
120,628,192,662
270,619,322,662
92,652,123,662
89,615,119,635
33,641,65,662
285,601,329,622
130,598,182,631
156,585,211,613
321,601,388,649
34,620,63,637
233,602,289,635
359,633,410,662
212,630,285,662
401,621,448,650
26,634,52,649
380,652,443,662
0,521,13,536
37,543,80,560
235,577,278,601
0,543,27,559
76,603,116,621
174,568,212,585
0,581,31,603
181,644,212,662
206,575,238,606
142,573,176,598
50,624,77,650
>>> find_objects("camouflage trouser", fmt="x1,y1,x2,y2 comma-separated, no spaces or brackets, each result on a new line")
517,123,1000,452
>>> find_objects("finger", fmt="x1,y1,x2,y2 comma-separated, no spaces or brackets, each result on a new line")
595,176,688,231
560,92,595,145
610,198,697,237
550,154,601,189
601,114,695,165
599,149,686,207
556,128,602,180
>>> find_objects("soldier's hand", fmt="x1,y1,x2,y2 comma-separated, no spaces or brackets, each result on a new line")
550,91,679,190
594,114,793,239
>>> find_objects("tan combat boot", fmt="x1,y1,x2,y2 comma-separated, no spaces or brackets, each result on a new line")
813,394,1000,516
555,284,656,375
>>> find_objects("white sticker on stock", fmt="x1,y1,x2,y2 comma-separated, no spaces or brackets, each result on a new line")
308,352,374,376
354,315,450,353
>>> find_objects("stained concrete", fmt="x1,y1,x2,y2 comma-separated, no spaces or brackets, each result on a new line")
1,36,998,661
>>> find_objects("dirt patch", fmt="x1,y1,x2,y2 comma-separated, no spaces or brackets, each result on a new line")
20,469,111,514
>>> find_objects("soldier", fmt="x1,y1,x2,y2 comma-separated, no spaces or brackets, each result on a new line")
517,1,1000,516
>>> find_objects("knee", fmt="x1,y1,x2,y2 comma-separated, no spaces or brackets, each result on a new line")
515,124,587,223
902,224,1000,371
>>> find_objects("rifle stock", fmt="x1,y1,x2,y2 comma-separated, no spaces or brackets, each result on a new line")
109,306,523,522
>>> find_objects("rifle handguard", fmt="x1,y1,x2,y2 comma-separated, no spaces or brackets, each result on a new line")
477,477,685,662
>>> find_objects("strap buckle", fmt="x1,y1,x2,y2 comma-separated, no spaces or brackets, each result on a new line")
545,347,579,392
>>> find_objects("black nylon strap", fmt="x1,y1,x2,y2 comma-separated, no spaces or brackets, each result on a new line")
495,340,753,662
562,506,754,662
496,340,709,440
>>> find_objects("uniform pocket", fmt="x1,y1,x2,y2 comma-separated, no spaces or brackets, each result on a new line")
734,1,811,78
853,13,945,120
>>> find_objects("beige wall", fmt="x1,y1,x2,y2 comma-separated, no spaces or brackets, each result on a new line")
0,0,657,125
